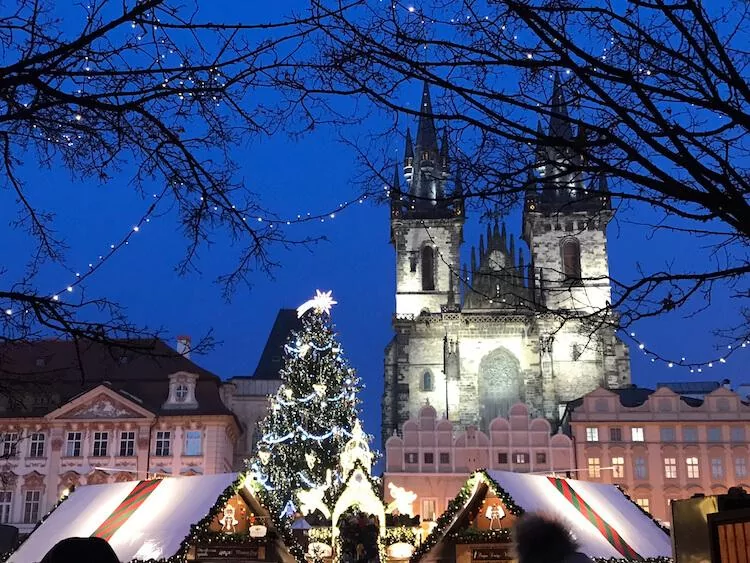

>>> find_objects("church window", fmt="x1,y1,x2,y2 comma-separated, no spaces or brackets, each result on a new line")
439,452,450,464
424,452,434,464
421,371,434,392
561,238,582,281
536,452,547,464
421,246,435,290
405,452,418,464
497,452,508,464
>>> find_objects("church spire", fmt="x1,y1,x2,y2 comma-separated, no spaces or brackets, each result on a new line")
416,82,439,154
404,127,414,165
549,73,573,141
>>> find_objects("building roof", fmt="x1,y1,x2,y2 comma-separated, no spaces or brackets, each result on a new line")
0,338,232,418
7,473,295,563
250,309,301,380
565,385,704,412
656,380,722,395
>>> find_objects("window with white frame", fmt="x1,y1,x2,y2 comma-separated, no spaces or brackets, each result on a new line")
65,432,82,457
631,427,645,442
664,458,677,479
184,430,202,456
175,384,189,402
0,492,11,523
514,453,529,464
29,433,45,458
711,457,724,479
634,457,648,479
92,432,109,457
404,452,418,464
120,431,135,457
635,498,650,513
1,433,18,457
422,499,437,521
155,431,171,457
736,457,748,478
586,427,599,442
23,491,40,524
587,457,601,478
611,456,625,478
686,457,700,479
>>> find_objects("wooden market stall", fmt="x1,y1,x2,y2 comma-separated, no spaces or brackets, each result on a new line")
410,470,673,563
7,473,297,563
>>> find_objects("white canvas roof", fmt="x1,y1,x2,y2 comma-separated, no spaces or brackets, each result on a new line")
484,471,672,559
9,473,240,563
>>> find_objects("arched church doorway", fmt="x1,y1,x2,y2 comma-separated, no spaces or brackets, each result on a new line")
477,347,523,429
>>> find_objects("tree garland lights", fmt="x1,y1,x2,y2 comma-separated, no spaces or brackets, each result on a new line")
251,290,363,517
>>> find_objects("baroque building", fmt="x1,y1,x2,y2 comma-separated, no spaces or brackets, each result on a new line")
382,80,632,442
0,338,238,533
562,383,750,525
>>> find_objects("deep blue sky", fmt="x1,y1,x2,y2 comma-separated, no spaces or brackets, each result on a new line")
2,2,746,449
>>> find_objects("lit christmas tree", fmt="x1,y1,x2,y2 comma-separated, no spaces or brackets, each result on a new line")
250,290,362,515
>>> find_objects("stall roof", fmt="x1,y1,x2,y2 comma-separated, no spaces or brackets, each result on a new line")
8,473,288,563
417,470,671,562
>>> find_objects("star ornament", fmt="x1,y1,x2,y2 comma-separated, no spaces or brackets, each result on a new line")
297,290,338,318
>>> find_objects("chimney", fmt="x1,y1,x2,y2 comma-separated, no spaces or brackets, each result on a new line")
722,378,731,390
177,335,191,359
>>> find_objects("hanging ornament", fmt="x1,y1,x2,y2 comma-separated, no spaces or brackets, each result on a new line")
305,451,318,470
283,387,293,400
299,343,310,358
313,382,327,397
219,503,239,533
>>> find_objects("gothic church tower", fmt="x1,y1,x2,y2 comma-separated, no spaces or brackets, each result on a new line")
382,80,631,446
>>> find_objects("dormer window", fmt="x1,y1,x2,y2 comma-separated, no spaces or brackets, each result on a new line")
175,385,189,402
163,372,199,410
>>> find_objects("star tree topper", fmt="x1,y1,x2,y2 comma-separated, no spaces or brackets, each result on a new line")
297,290,337,318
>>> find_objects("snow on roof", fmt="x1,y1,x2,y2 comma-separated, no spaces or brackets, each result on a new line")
9,473,239,563
485,471,672,559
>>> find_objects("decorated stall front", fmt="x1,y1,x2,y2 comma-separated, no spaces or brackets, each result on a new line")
8,473,298,563
409,470,673,563
288,419,420,563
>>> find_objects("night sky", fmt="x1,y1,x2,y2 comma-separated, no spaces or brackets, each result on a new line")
2,2,745,449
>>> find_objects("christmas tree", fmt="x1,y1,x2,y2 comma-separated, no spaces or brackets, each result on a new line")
250,290,362,514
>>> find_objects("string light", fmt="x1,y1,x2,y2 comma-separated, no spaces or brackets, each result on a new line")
624,330,749,373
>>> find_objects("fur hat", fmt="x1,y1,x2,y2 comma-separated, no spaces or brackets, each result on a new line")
513,513,579,563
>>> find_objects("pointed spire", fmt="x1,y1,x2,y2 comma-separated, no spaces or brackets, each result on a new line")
486,223,493,252
440,128,450,167
392,162,401,192
471,247,477,274
536,120,547,164
454,168,464,195
404,127,414,162
518,251,525,287
447,270,456,306
549,72,573,141
509,234,515,265
599,173,609,192
500,223,507,250
416,82,439,153
479,235,485,265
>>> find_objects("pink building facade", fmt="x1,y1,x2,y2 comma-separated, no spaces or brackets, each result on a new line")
0,339,239,534
564,385,750,525
383,403,574,521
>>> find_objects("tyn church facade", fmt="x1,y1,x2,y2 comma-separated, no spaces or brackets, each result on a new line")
382,81,632,443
